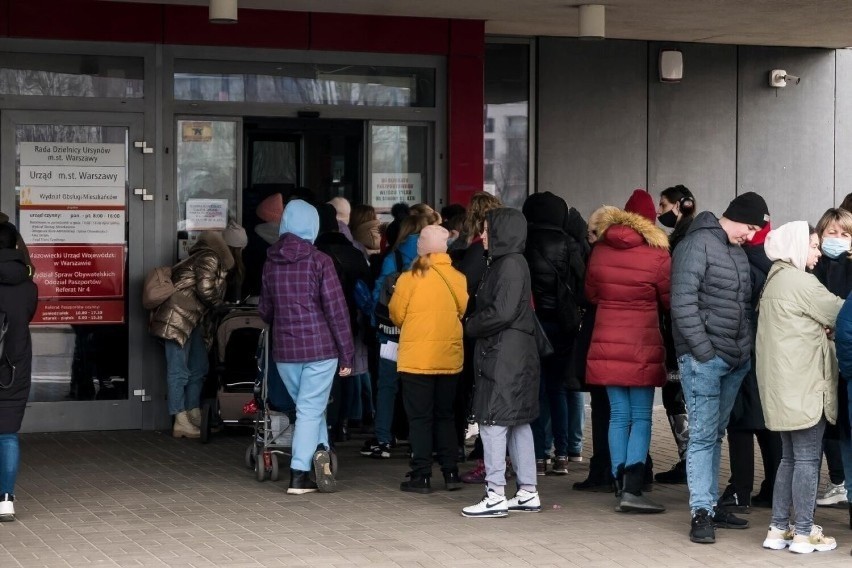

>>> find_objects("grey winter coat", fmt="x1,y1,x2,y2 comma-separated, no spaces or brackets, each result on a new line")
466,208,540,426
671,211,752,369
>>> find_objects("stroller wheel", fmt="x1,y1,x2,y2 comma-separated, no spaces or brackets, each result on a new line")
256,454,267,482
245,444,256,469
270,453,280,482
330,448,339,476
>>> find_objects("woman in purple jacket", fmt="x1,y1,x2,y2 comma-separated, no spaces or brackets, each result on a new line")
259,200,354,495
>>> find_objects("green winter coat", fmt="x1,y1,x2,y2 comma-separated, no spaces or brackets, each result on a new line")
756,261,844,431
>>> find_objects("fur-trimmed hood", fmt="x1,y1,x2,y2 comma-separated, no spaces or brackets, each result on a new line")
598,208,669,250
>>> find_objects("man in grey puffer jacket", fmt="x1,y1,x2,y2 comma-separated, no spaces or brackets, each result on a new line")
671,192,770,544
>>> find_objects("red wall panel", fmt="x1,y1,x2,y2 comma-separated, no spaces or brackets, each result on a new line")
8,0,162,43
448,54,484,207
310,13,449,55
163,6,310,50
449,20,485,57
0,1,9,37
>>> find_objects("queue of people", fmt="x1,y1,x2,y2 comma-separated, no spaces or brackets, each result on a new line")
3,183,850,558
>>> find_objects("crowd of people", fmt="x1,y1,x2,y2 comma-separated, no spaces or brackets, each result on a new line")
1,183,851,557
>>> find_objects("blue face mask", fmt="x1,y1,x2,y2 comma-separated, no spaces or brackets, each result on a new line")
821,237,851,259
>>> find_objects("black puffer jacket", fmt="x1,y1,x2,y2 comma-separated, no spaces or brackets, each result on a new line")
466,208,540,426
0,250,38,434
522,192,587,324
671,211,752,368
315,231,372,334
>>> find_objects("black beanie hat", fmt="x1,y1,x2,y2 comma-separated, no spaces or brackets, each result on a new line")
723,192,770,228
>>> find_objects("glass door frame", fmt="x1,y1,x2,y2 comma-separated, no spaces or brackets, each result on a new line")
1,110,147,432
365,120,435,211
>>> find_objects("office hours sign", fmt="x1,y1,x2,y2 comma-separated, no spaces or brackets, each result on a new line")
19,142,127,324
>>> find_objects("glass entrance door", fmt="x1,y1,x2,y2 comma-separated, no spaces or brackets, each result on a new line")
367,121,431,221
1,111,145,431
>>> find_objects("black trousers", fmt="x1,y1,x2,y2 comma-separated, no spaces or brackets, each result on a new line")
400,372,458,477
824,436,846,485
588,386,612,480
662,380,687,416
727,428,782,497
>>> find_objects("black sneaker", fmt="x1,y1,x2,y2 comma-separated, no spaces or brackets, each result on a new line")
573,477,615,493
368,442,392,459
712,509,749,529
690,508,716,543
400,473,432,494
717,484,750,513
287,469,318,495
655,460,687,484
360,437,379,456
444,471,463,491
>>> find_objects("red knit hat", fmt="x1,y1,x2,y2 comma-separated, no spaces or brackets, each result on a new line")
624,189,656,222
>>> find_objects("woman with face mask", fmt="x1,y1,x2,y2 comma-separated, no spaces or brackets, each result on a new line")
655,185,697,485
811,207,852,521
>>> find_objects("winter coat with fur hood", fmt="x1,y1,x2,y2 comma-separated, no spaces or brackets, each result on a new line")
585,209,671,387
149,232,234,347
757,221,844,431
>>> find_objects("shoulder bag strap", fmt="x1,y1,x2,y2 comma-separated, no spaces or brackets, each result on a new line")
432,267,463,319
532,247,573,294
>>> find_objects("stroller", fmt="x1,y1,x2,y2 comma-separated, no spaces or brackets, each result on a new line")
199,305,268,443
245,327,339,482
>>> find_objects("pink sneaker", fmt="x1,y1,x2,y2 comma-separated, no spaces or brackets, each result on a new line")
461,459,486,483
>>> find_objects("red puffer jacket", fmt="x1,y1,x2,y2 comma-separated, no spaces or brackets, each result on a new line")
585,209,671,387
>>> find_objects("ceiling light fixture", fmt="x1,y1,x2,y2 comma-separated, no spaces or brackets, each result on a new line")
210,0,238,24
578,4,605,40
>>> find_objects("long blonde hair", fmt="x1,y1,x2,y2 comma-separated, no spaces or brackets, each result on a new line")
392,214,430,250
463,192,502,244
412,253,434,278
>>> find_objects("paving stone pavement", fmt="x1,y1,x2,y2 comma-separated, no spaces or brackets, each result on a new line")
1,406,850,567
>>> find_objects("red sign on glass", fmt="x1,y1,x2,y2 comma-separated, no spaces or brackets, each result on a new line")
29,245,124,299
33,300,124,325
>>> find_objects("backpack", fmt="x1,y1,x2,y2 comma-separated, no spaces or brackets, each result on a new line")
373,250,405,341
141,255,195,310
533,247,583,334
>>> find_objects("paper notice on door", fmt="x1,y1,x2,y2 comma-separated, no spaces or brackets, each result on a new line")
186,198,228,230
379,341,399,362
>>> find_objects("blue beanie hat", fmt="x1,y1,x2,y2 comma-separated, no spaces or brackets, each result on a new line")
279,199,319,244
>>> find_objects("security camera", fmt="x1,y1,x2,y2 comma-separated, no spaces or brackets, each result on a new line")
769,69,801,88
784,74,801,85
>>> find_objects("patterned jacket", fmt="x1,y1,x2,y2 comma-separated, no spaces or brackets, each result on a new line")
259,232,354,368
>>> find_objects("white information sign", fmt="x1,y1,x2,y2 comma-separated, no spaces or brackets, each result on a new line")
186,198,228,230
371,173,422,210
20,165,126,187
20,143,126,167
20,186,125,207
20,210,125,244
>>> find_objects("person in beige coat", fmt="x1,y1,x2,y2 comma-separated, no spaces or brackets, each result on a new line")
756,220,843,554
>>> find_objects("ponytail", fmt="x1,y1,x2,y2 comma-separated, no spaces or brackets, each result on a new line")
412,254,433,278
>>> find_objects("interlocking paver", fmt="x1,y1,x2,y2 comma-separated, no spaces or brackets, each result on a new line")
2,407,849,567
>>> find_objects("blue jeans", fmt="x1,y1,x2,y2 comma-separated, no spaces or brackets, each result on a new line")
606,386,654,475
842,378,852,500
345,372,374,420
771,418,826,536
0,434,19,495
163,326,208,415
276,359,337,472
567,391,585,456
375,356,399,444
679,354,749,514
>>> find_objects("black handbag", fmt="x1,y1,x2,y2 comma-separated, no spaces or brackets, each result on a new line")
533,312,554,358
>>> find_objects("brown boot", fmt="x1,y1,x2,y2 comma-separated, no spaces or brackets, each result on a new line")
173,411,200,438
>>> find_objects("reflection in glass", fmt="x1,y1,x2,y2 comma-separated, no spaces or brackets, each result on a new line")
0,53,144,98
176,120,238,230
370,124,428,214
251,141,297,186
14,125,130,402
484,44,530,209
174,60,435,107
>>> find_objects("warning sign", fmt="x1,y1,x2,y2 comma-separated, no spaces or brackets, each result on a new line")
371,173,422,210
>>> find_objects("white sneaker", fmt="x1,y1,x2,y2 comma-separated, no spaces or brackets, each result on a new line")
0,494,15,522
762,525,794,550
815,482,847,506
461,488,508,518
788,525,837,553
507,489,541,512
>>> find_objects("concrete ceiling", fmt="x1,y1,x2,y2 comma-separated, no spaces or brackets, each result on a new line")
111,0,852,48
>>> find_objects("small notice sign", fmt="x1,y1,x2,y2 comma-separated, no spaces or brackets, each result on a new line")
371,173,422,210
182,122,214,142
33,300,124,325
186,198,228,230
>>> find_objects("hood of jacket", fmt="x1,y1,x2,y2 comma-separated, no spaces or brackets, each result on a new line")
564,207,589,252
279,199,319,244
267,232,314,265
0,249,30,285
685,210,729,245
522,191,567,227
765,220,810,271
486,208,527,258
190,231,234,271
597,208,669,250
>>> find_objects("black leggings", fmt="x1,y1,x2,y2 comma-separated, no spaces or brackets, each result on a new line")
662,380,687,417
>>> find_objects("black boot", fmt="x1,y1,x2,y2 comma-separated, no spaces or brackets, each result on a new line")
444,470,463,491
655,459,687,484
400,473,432,494
613,464,625,498
644,454,654,491
574,455,616,492
287,469,318,495
618,463,665,514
